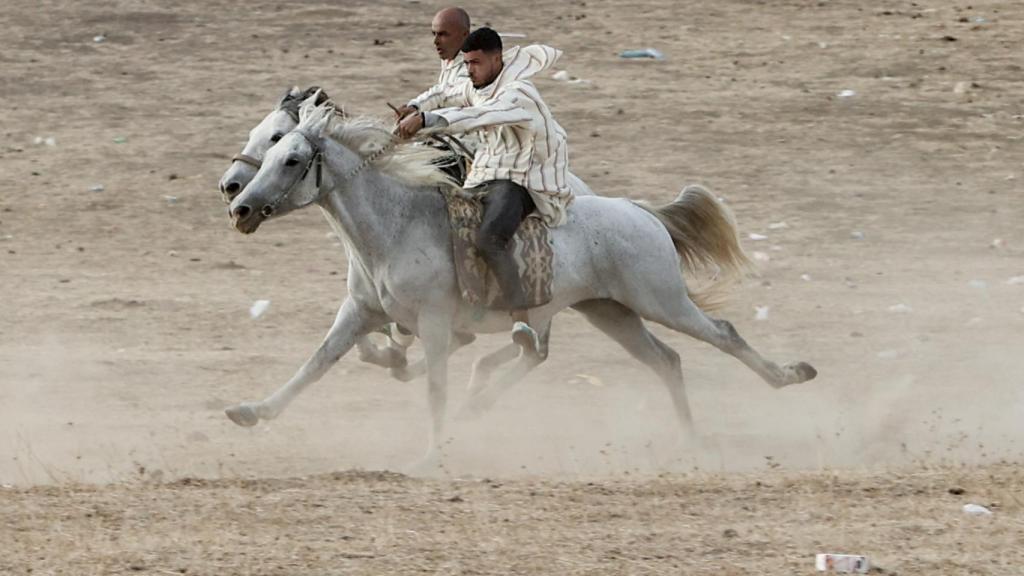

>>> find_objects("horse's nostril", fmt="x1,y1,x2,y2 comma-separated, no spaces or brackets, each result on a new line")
225,181,241,195
233,204,252,220
261,205,275,217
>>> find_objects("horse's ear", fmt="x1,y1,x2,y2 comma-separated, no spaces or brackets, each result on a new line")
298,91,334,136
279,85,302,106
311,103,334,137
298,90,323,122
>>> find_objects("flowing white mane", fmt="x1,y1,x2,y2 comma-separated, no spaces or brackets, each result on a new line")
297,95,457,191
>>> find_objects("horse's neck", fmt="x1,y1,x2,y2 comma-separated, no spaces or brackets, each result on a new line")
319,163,446,272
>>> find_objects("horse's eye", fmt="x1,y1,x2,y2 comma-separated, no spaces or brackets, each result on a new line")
284,157,300,167
270,133,283,143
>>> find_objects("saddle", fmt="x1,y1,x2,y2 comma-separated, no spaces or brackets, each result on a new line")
444,192,555,310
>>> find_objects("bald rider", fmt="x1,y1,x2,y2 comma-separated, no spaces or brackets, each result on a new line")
395,8,471,122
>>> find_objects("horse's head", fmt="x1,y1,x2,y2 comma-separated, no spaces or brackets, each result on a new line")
218,86,329,204
229,94,335,234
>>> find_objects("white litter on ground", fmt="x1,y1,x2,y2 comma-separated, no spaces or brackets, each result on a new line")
249,300,271,319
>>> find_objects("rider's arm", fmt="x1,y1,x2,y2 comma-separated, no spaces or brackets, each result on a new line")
425,83,534,135
407,76,470,112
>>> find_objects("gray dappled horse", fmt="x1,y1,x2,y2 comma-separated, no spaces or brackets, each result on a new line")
224,96,817,467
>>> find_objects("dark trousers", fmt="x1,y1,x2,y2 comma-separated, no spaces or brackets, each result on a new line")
473,180,536,309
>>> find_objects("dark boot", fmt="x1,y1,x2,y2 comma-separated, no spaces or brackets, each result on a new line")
473,180,536,309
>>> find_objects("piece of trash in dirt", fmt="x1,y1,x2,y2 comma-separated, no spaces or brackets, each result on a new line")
768,221,789,230
34,136,57,147
887,303,912,313
752,251,770,263
249,300,271,320
749,232,768,241
800,274,813,282
551,70,572,81
500,32,528,39
850,230,865,240
815,553,869,573
953,81,971,95
1006,275,1024,285
619,48,665,60
990,238,1004,248
89,184,105,192
754,305,770,321
113,136,127,144
93,34,106,43
837,89,857,98
163,195,179,204
973,16,988,24
876,349,900,359
963,503,993,516
569,373,603,387
817,41,829,49
968,279,988,289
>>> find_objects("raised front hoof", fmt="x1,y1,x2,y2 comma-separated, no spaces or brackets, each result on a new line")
225,403,260,427
774,362,818,388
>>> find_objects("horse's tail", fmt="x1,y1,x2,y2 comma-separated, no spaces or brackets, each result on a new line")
634,184,754,311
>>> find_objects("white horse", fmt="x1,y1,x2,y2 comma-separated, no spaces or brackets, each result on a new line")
218,86,598,381
224,96,817,465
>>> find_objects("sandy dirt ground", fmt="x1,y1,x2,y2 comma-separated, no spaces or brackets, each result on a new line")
1,0,1023,573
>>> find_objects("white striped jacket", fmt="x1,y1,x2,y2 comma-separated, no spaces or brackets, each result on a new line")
418,45,573,227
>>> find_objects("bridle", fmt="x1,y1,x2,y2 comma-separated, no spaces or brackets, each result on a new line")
260,131,324,217
258,125,397,218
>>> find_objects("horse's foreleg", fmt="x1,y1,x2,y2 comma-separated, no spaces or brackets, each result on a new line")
413,309,454,470
459,320,551,417
225,298,382,427
389,331,476,382
356,334,408,370
466,342,520,396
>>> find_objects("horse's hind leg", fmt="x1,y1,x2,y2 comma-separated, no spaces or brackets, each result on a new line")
644,294,816,388
573,299,695,437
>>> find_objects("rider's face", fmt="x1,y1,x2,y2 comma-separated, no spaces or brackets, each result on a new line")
464,50,503,88
431,16,467,61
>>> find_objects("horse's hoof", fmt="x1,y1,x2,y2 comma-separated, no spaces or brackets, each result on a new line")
511,321,539,353
407,451,444,477
225,403,260,427
794,361,817,382
774,362,818,388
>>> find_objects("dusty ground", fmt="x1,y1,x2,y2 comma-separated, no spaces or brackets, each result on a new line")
1,0,1022,573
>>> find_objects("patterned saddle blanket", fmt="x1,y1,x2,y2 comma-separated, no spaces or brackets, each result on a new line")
445,193,554,310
